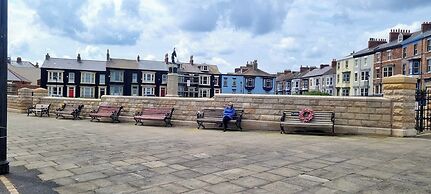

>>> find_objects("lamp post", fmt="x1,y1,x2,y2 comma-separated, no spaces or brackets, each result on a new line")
0,0,10,174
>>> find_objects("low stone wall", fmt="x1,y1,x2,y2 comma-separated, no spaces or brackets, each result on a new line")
6,75,417,137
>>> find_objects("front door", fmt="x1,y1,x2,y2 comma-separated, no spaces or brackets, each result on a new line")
160,87,166,97
68,87,75,97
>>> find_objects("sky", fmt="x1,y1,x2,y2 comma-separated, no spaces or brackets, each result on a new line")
7,0,431,73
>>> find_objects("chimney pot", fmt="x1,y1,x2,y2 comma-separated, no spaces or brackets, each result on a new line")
16,57,22,63
421,22,431,33
106,49,110,61
77,53,82,63
45,53,50,60
137,55,140,62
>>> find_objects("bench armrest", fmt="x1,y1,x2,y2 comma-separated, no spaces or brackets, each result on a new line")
196,111,204,119
134,112,142,116
90,109,97,113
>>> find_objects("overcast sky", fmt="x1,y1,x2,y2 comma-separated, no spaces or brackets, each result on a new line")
8,0,431,73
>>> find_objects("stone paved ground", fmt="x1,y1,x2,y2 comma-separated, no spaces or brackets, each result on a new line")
5,112,431,193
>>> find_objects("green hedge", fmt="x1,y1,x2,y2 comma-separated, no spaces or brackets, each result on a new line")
303,90,331,96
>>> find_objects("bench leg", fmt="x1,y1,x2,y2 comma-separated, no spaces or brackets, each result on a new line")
236,121,242,131
197,121,205,129
332,125,335,136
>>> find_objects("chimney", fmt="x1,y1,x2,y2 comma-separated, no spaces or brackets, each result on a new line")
235,68,241,73
164,53,169,64
310,66,317,71
368,38,387,49
388,29,410,42
252,60,258,70
137,55,140,62
320,64,329,69
35,62,39,68
45,53,50,60
284,69,291,74
300,65,308,73
16,57,22,63
331,59,337,68
422,22,431,33
106,49,110,61
77,53,82,63
190,55,194,65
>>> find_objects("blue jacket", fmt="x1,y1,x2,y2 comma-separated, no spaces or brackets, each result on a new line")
223,107,236,119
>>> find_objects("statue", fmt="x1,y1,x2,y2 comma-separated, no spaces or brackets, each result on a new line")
171,48,177,64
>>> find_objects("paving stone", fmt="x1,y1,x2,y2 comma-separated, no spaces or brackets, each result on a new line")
251,172,284,182
260,181,304,194
172,169,203,179
204,182,246,194
196,174,227,184
268,167,302,177
95,183,137,194
161,183,190,193
176,178,209,189
72,172,107,182
38,170,74,181
230,176,269,188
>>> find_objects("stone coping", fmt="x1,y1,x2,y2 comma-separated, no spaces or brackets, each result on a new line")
43,97,101,102
102,95,213,101
215,94,392,102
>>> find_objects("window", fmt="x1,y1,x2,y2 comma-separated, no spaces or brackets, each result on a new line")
110,71,124,82
360,88,369,96
376,53,381,62
286,82,291,89
232,78,237,87
376,69,381,78
342,88,349,96
264,79,272,88
342,72,350,82
99,87,106,97
295,81,299,88
246,78,254,87
412,61,420,75
337,62,340,69
199,88,210,98
277,83,283,91
131,85,139,96
142,72,155,83
68,72,75,83
428,59,431,73
364,57,367,66
80,87,94,98
199,75,210,85
354,72,358,82
403,47,407,58
99,74,105,85
326,77,333,85
383,66,394,77
48,71,63,83
162,74,168,84
337,74,340,83
428,39,431,52
315,78,319,86
355,59,358,67
223,77,228,87
354,88,358,96
81,72,95,84
142,86,155,96
200,66,208,71
232,89,237,94
47,85,63,97
402,64,407,75
132,73,138,83
110,85,123,96
309,79,313,87
345,60,348,68
214,76,219,86
387,50,392,60
214,89,220,94
361,71,369,81
414,44,418,55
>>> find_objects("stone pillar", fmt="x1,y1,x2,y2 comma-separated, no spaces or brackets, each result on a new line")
17,88,33,112
32,88,48,105
167,73,179,97
382,75,417,137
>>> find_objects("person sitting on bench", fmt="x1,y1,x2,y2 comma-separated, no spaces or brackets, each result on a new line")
223,102,236,131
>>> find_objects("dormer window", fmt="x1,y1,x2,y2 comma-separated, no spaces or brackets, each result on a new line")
246,78,254,87
200,65,208,71
264,78,272,88
398,33,403,42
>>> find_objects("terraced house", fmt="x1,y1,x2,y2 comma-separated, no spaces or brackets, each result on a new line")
222,60,275,94
302,64,335,95
335,54,355,96
275,70,295,95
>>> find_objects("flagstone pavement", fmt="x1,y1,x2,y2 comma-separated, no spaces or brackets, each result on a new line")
4,112,431,193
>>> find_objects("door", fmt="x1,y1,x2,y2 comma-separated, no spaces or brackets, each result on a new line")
160,87,166,97
99,87,106,97
68,87,75,98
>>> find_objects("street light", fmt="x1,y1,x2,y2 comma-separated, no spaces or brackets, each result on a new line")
0,0,10,174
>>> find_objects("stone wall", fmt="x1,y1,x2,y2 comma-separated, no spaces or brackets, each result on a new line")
7,75,418,137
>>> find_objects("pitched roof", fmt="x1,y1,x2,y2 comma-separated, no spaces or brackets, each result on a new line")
302,66,333,78
401,30,431,45
276,72,296,81
107,58,139,69
9,60,35,68
138,60,168,71
41,58,106,71
8,60,40,85
8,68,31,83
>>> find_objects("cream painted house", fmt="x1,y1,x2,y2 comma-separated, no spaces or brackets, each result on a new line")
335,54,355,96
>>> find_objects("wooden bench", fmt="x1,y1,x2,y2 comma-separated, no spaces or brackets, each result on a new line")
196,108,244,131
27,104,51,117
55,104,84,120
134,107,175,127
280,111,335,135
89,105,123,123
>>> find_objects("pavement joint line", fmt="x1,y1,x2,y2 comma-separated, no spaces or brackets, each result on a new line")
0,175,19,194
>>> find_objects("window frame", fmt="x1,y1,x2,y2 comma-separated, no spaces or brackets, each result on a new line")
383,66,394,77
80,86,95,98
110,85,123,96
68,72,75,83
132,73,138,83
99,74,106,85
80,72,96,84
47,71,64,83
142,71,155,83
110,70,124,82
131,85,139,96
142,86,155,96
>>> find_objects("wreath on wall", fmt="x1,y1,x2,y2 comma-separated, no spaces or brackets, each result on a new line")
299,108,314,123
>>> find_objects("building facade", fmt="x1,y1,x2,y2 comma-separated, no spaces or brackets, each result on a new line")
275,70,295,95
7,57,40,94
222,60,275,94
302,65,335,95
335,54,355,96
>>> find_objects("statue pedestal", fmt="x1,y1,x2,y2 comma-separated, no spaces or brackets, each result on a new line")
166,73,179,97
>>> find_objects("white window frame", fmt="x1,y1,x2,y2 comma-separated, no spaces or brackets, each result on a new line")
264,79,272,88
414,44,418,55
47,85,63,97
223,77,228,87
68,72,75,83
110,70,124,82
142,86,155,96
80,72,96,84
80,86,95,98
142,71,155,83
162,74,168,84
132,73,138,83
213,76,219,86
110,85,123,96
98,86,107,98
99,74,106,85
48,71,64,83
199,75,210,86
214,89,221,94
246,78,254,87
383,66,394,77
387,50,392,60
428,59,431,73
199,88,211,98
131,85,139,96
